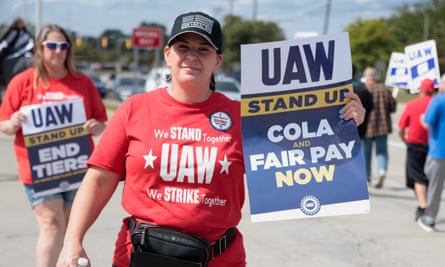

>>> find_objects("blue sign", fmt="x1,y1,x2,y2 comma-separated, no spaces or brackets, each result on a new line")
240,33,370,222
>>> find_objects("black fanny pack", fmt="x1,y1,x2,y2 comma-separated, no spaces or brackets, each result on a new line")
128,217,236,267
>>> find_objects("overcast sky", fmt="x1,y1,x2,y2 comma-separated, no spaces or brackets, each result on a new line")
1,0,420,39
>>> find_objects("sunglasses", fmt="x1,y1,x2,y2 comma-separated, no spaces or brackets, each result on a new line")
42,41,70,50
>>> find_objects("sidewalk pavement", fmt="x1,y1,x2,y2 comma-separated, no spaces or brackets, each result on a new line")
1,103,444,267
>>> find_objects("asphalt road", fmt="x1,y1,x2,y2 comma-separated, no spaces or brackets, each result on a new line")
1,103,444,267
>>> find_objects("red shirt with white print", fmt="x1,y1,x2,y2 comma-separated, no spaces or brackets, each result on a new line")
87,88,246,266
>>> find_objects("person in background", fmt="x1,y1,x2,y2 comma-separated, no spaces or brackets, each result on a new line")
352,64,374,183
417,74,445,232
56,11,366,267
362,66,397,188
0,24,107,267
0,17,34,92
398,78,434,221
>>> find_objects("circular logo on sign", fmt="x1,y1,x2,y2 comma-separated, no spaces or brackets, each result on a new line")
300,195,321,216
210,111,232,131
59,181,70,190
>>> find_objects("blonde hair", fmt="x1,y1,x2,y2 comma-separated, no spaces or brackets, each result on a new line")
33,24,77,88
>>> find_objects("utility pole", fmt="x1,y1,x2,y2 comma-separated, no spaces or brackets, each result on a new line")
22,0,27,19
35,0,41,37
409,5,429,41
422,11,429,40
253,0,258,20
323,0,331,35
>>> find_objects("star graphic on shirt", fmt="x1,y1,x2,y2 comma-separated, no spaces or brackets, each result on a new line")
142,149,157,169
219,154,232,175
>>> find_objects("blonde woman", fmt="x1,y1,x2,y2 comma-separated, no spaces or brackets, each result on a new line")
0,24,107,267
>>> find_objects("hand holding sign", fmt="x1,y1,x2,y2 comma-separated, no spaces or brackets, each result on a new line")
8,111,26,134
341,92,366,126
240,33,369,222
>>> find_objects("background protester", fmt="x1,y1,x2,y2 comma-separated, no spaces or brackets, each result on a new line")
398,78,434,221
362,66,397,188
417,74,445,232
0,17,34,100
352,64,374,184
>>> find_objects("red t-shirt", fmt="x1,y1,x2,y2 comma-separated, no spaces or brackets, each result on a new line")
398,95,432,144
0,68,108,184
88,88,246,266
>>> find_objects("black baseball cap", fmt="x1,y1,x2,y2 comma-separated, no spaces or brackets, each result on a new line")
167,11,223,54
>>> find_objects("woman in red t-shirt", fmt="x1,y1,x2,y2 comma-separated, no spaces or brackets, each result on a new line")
0,24,107,267
56,11,366,267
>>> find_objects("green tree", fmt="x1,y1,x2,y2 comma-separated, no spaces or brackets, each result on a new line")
391,1,445,72
390,5,426,48
346,18,401,75
345,0,445,76
222,15,285,74
429,1,445,70
72,36,100,64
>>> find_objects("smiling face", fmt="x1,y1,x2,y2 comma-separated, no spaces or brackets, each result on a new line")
165,33,222,91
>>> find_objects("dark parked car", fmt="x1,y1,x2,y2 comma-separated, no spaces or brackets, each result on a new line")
83,71,107,98
107,74,146,101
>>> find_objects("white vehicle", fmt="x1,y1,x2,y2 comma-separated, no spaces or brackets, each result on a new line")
145,66,172,92
214,75,241,100
107,74,146,101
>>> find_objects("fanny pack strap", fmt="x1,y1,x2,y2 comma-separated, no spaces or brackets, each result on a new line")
128,217,236,259
210,227,236,259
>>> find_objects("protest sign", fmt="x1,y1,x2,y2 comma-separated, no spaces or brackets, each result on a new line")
20,99,91,197
385,52,409,89
240,32,370,222
404,40,440,93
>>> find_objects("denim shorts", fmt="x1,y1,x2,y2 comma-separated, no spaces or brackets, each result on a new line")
23,184,77,207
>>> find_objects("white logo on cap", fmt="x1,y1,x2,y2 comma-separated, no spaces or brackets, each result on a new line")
181,14,214,34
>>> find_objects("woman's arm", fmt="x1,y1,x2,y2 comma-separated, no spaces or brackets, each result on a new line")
56,167,120,267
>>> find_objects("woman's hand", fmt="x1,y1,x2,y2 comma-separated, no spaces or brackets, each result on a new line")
0,111,26,135
340,92,365,126
83,119,106,136
56,246,89,267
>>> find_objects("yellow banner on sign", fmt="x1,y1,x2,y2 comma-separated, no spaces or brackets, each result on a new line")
241,83,353,117
24,125,88,147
